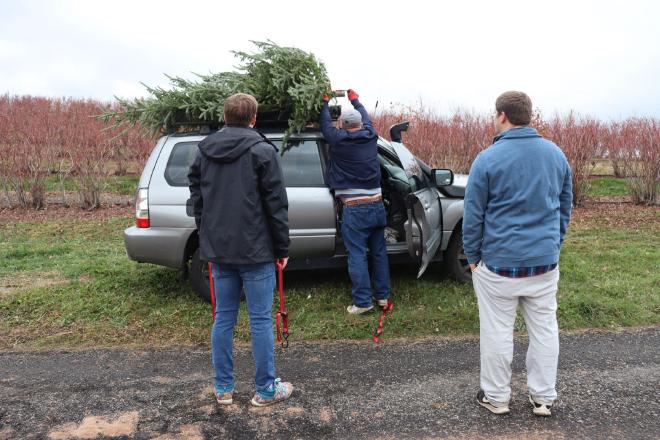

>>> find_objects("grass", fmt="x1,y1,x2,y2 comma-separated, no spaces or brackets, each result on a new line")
0,211,658,350
587,177,630,197
590,158,615,176
43,175,139,195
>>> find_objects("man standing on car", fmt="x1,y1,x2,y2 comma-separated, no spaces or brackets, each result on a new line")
463,91,572,417
320,89,391,314
188,93,293,407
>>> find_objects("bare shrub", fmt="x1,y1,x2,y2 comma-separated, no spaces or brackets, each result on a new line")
545,113,600,207
624,118,659,205
373,105,490,173
0,95,154,210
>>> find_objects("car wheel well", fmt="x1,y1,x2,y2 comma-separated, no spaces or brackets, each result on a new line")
183,230,199,264
445,219,471,284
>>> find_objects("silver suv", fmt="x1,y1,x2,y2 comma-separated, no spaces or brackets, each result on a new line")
124,123,470,301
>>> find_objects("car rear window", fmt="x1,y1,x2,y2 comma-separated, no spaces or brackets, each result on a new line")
164,139,325,187
164,141,199,187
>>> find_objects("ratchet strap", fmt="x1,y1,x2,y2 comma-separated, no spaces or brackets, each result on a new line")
275,259,289,348
209,260,289,349
208,262,216,322
373,299,394,343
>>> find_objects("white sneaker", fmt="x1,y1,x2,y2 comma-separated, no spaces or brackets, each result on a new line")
346,304,374,314
529,395,552,416
477,390,510,415
376,299,389,307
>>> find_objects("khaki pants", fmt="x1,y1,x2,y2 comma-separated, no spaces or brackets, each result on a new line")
473,263,560,406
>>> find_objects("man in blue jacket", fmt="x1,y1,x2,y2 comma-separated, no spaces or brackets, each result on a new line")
320,89,390,314
463,91,572,417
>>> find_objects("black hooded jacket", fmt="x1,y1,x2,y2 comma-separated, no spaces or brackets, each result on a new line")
188,125,289,264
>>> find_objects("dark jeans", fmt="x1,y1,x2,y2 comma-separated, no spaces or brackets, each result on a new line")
341,201,391,307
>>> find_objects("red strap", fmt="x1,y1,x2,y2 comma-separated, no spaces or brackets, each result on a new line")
275,260,289,348
373,300,394,343
208,261,216,322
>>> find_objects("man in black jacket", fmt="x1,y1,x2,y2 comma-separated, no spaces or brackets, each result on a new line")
188,93,293,407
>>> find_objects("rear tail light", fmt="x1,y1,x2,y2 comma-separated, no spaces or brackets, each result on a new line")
135,188,150,228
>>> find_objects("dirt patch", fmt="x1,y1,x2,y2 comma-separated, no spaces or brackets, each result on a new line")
0,428,15,440
198,404,215,415
285,406,306,416
196,385,214,401
318,407,333,423
0,271,66,298
47,411,139,439
150,424,204,440
151,376,176,384
248,405,277,415
441,433,566,440
219,403,242,414
572,200,659,230
0,203,131,222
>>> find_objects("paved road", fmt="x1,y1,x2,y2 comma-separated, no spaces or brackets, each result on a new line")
1,327,658,439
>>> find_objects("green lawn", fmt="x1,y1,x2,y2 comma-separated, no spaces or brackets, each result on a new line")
1,210,658,350
587,177,631,197
44,175,139,195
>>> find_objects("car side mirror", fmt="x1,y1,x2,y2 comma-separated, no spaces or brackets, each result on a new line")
432,169,454,187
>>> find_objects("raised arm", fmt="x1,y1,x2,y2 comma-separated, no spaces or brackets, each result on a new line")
319,100,340,145
347,89,372,127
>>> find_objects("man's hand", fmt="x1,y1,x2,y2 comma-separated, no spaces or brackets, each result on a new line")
277,257,289,269
347,89,359,101
469,261,480,271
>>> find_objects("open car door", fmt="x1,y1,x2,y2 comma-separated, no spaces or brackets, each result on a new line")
389,124,443,278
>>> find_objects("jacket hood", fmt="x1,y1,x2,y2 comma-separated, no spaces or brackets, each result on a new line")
198,125,277,163
493,126,541,143
344,125,378,143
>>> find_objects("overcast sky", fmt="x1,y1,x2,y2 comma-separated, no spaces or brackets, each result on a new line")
2,0,658,119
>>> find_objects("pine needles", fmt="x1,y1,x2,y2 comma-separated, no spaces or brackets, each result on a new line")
100,41,331,144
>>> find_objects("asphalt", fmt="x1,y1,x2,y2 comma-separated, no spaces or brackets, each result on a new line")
0,327,658,440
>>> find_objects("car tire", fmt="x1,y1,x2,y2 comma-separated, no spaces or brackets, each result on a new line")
445,227,472,283
190,248,212,303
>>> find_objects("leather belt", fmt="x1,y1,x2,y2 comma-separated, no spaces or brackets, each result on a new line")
342,195,382,206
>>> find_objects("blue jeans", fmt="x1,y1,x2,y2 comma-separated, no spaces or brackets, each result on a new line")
341,201,391,307
210,262,276,394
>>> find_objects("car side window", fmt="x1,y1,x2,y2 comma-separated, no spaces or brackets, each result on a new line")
273,140,325,187
164,141,199,187
164,139,325,187
378,152,418,193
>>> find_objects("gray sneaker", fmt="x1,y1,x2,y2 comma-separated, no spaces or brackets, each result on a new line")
477,390,510,415
376,299,389,308
347,304,374,314
529,395,552,416
250,379,293,407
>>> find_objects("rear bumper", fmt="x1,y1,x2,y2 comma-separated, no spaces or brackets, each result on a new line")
124,226,194,269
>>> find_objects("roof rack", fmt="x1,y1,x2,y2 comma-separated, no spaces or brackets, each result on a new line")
168,105,342,135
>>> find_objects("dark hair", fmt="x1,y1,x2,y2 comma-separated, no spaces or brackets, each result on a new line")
495,91,532,126
224,93,258,126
